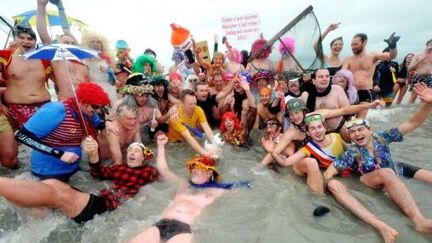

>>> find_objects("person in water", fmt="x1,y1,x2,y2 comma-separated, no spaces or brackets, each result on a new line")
128,134,250,243
0,136,158,224
323,88,432,242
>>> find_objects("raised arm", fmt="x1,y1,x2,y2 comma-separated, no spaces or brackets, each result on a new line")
314,22,340,55
238,76,256,108
155,134,182,184
82,136,99,163
398,100,432,135
36,0,52,44
215,78,235,102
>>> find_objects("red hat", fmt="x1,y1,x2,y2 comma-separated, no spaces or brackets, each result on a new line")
76,82,110,106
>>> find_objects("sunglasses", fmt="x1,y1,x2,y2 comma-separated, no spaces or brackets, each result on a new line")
189,79,198,82
90,104,103,110
345,118,370,130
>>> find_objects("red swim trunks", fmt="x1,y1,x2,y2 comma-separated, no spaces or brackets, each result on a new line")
5,100,50,129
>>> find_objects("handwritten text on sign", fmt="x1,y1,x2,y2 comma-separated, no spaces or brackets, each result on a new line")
221,13,261,42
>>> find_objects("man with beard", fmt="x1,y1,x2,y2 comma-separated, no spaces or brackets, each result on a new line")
0,24,52,129
300,68,350,141
343,33,399,118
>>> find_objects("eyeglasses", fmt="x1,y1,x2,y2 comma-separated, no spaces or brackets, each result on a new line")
266,121,277,126
345,118,370,130
189,79,198,82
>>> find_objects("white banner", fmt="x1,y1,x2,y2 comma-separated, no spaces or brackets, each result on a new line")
221,13,261,43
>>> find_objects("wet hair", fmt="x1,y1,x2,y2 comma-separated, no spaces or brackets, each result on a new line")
180,89,196,101
426,39,432,46
353,33,367,43
330,36,343,48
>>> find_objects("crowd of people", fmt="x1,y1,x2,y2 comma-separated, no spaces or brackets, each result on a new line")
0,0,432,242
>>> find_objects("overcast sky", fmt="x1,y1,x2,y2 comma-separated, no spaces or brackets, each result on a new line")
1,0,431,68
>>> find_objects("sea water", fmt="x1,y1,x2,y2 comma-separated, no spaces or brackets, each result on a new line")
1,104,432,243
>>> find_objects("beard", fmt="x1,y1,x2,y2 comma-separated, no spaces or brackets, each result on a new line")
352,47,363,55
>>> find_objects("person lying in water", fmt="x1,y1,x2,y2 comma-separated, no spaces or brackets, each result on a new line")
323,94,432,243
0,136,158,224
128,134,250,243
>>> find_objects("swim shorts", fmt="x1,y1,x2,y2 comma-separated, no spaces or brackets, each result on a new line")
72,194,108,224
409,73,432,91
357,89,373,103
5,100,50,129
397,162,421,178
154,218,192,241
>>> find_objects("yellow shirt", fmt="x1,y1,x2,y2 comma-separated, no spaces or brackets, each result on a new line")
301,133,344,163
167,105,207,142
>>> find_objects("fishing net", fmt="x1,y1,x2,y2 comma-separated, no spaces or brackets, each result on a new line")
249,6,323,79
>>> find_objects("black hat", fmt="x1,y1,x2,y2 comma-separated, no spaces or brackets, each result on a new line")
150,76,169,87
14,24,36,39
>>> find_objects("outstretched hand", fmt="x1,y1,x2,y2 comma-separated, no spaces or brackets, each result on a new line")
327,22,341,32
413,82,432,103
370,99,385,108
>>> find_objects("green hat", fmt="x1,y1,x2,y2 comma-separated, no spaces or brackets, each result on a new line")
304,113,323,125
286,98,308,113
